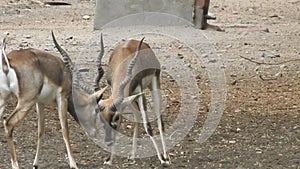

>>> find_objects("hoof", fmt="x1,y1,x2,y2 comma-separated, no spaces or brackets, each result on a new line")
33,165,38,169
161,160,170,167
103,160,112,165
104,157,112,165
126,158,136,164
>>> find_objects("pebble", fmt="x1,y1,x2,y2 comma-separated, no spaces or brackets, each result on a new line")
191,95,197,99
82,15,90,20
25,35,31,39
201,53,208,58
261,52,280,58
208,59,217,63
229,140,236,144
177,53,184,59
78,68,89,72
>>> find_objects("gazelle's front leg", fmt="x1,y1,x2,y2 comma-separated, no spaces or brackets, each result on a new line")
33,103,45,169
151,76,169,164
56,92,78,169
129,102,141,162
104,119,121,165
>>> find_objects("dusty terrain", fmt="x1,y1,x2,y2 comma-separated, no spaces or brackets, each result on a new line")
0,0,299,169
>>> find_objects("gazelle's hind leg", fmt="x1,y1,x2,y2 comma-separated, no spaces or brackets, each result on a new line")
4,100,36,169
150,75,169,164
56,93,78,169
0,92,10,119
33,103,45,169
136,85,166,164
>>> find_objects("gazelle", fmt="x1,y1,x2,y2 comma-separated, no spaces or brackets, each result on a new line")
53,33,169,165
0,37,82,169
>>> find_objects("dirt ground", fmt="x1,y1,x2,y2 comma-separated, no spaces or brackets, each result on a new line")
0,0,299,169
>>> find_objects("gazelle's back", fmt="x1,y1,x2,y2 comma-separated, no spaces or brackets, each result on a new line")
7,48,71,104
107,40,160,96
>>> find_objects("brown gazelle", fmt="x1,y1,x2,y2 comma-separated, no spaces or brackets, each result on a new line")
53,33,169,165
0,33,116,168
0,37,79,169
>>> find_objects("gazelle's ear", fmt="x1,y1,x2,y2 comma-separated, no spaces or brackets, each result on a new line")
90,86,108,101
121,93,144,107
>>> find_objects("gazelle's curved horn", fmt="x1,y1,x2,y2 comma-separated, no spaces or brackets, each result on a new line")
51,31,94,94
94,33,105,91
51,31,74,71
109,37,145,112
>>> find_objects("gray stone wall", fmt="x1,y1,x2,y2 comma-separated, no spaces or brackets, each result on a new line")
94,0,195,29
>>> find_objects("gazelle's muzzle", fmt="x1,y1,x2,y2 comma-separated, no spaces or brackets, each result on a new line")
104,126,114,146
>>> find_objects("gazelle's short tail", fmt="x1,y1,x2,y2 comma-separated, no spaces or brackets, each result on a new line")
1,37,10,75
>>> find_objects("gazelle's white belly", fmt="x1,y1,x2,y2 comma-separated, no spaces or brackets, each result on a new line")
132,74,154,94
37,78,59,105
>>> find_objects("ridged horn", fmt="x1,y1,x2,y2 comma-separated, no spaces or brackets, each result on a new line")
109,37,145,112
51,31,94,94
94,33,105,91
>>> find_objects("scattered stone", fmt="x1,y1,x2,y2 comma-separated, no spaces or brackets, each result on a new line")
170,97,179,103
78,68,89,72
269,14,279,18
66,36,73,40
231,80,237,85
191,95,197,99
184,63,191,67
201,53,208,58
261,52,280,58
208,59,217,63
225,44,232,48
234,109,241,113
255,148,263,154
177,53,184,59
25,35,31,39
82,15,90,20
229,140,236,144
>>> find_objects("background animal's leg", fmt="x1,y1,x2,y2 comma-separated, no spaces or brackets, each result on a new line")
33,103,45,169
151,76,169,164
136,85,164,163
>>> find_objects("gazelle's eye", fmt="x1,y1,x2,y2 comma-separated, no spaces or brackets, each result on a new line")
113,114,120,122
99,106,105,112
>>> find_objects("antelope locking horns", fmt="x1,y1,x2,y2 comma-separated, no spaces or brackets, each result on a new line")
109,37,145,112
51,31,94,94
94,33,105,92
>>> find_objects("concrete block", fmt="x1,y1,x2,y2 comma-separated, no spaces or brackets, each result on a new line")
94,0,195,29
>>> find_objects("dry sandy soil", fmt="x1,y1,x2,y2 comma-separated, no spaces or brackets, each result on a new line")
0,0,299,169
